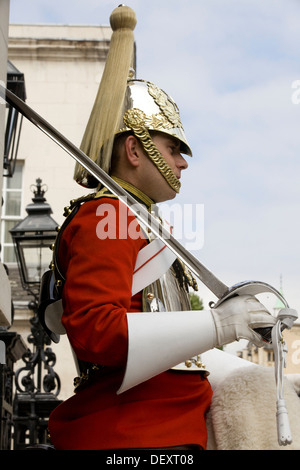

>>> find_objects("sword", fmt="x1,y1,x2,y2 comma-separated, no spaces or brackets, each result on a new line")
0,84,289,321
2,85,296,446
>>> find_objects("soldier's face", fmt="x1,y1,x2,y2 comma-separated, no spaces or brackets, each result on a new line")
142,133,189,202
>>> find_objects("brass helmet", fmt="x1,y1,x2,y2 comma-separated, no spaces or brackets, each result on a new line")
116,78,192,193
74,5,192,193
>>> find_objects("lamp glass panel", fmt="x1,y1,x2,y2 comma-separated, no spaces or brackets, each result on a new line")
18,238,53,284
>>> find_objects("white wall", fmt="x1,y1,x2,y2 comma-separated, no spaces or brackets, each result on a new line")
0,0,12,326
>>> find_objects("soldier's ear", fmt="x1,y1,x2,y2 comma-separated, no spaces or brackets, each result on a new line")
124,135,142,168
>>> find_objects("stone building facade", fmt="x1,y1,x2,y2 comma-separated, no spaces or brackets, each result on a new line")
5,23,112,400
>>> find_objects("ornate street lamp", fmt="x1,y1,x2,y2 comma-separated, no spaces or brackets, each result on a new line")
9,179,62,449
10,178,58,300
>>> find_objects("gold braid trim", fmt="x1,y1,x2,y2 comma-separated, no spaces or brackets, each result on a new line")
112,176,154,209
123,109,181,193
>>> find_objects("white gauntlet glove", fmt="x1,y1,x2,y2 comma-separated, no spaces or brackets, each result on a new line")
118,295,277,393
211,294,277,347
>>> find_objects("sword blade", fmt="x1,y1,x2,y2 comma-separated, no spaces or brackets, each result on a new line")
0,84,229,299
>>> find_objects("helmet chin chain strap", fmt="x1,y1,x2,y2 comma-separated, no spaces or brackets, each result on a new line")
271,308,298,445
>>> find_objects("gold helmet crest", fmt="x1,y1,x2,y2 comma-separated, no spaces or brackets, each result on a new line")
74,5,192,193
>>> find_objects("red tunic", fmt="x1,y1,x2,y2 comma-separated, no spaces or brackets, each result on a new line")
48,194,213,450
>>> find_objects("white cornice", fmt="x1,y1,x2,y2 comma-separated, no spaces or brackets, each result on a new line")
8,37,110,61
8,24,111,61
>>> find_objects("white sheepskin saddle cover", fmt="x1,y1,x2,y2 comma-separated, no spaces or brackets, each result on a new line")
205,361,300,450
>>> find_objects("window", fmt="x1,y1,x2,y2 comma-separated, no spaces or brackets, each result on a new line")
1,161,23,263
267,351,274,362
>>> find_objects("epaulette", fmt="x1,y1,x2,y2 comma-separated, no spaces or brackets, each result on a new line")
94,185,119,201
62,191,98,217
62,185,118,217
53,187,119,287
